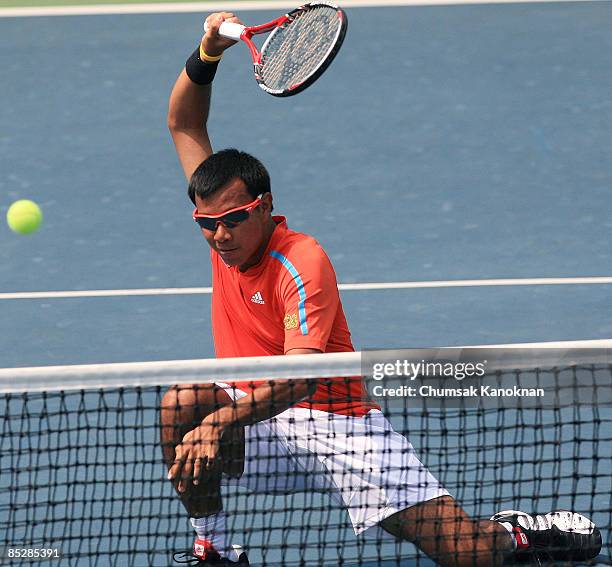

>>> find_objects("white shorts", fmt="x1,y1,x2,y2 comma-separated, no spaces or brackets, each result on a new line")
217,384,449,536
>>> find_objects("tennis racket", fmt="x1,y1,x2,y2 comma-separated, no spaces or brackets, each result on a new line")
205,2,347,97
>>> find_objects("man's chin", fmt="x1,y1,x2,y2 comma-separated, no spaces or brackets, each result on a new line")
216,248,244,267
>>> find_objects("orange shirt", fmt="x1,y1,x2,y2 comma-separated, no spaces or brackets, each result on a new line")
211,216,378,416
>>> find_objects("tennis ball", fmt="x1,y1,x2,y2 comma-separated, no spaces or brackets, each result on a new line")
6,199,43,235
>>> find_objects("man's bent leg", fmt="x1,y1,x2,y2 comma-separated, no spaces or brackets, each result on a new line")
160,383,244,517
381,496,513,567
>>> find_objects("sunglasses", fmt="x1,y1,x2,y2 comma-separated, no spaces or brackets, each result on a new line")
193,194,263,231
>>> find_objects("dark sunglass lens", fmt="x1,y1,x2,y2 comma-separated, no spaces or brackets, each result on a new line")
222,210,250,225
194,217,217,231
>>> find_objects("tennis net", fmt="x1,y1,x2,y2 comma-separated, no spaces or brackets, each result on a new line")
1,344,610,567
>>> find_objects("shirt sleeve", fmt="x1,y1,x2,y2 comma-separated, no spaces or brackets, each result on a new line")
271,243,340,353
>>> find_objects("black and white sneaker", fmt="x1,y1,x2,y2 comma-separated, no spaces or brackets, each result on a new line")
173,540,249,566
491,510,602,565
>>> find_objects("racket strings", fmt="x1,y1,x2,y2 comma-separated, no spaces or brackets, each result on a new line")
261,6,342,91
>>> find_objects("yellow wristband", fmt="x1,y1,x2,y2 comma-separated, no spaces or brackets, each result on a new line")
199,45,223,63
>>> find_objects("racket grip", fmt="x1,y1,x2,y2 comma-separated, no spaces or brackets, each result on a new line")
204,21,245,41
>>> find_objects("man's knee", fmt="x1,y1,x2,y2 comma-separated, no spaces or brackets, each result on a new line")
160,385,204,461
159,384,237,461
160,384,203,425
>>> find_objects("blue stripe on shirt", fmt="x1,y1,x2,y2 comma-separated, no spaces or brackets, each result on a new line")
269,250,308,335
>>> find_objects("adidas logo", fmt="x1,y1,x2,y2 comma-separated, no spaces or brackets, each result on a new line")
250,291,265,305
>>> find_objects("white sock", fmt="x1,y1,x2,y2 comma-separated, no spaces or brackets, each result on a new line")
191,513,229,557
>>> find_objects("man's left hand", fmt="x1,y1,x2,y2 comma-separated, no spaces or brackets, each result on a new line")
168,418,225,493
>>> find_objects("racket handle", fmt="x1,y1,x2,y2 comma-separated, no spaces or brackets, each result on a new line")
203,21,245,41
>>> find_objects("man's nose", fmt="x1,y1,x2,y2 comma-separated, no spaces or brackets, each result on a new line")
213,222,232,242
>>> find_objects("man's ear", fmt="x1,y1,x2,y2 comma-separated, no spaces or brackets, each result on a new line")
261,192,274,214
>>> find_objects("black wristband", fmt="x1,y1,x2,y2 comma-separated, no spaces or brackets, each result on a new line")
185,47,220,86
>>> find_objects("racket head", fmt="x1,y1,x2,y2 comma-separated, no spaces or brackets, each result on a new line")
255,2,348,97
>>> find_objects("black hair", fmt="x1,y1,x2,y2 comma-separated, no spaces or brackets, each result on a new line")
188,149,271,205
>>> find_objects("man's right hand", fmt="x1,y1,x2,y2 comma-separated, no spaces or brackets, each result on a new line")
201,12,243,57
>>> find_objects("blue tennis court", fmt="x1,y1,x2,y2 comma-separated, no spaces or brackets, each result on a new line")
0,1,611,565
0,1,611,366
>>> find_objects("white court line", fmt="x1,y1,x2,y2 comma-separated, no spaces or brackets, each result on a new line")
1,276,611,300
339,276,612,291
0,0,609,18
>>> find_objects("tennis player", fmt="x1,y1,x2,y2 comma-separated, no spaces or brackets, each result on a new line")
161,12,602,567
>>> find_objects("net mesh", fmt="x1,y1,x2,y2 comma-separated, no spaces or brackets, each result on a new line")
260,5,342,92
1,347,610,567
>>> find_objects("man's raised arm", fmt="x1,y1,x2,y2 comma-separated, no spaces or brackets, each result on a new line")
167,12,241,181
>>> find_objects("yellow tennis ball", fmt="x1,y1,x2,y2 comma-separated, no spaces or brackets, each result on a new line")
6,199,43,235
